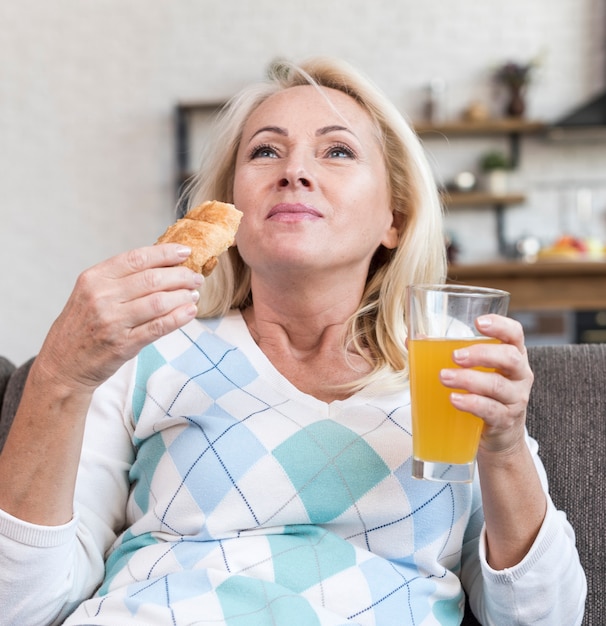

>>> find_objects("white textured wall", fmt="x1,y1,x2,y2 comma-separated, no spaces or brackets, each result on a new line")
1,0,605,364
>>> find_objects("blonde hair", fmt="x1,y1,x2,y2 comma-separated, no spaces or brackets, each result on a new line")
185,57,446,390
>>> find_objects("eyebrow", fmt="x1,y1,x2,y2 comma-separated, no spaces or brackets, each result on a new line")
316,125,353,137
248,124,354,141
249,125,287,140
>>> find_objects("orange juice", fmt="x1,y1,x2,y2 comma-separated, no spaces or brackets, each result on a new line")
409,337,499,464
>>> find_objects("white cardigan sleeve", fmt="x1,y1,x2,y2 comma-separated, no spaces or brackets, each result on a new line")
462,434,587,625
476,499,586,625
0,359,136,626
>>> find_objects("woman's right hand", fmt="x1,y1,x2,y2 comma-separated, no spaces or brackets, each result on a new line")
0,243,202,524
36,243,203,393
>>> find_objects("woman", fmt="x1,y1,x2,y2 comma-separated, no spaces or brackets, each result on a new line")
0,58,585,625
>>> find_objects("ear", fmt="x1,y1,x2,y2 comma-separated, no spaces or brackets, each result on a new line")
381,209,404,250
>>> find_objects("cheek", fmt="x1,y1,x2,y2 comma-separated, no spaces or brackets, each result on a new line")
232,209,261,265
353,176,391,225
232,160,255,203
232,173,247,209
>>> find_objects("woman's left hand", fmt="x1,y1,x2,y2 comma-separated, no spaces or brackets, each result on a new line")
438,314,534,455
440,314,548,570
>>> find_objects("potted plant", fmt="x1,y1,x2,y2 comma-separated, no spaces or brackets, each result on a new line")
479,150,511,195
494,59,538,117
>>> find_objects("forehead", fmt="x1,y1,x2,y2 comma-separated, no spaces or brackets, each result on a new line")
244,84,376,134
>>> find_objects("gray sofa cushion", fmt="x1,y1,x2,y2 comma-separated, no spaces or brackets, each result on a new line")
525,344,605,626
463,343,604,625
0,357,34,453
0,356,15,402
0,356,16,449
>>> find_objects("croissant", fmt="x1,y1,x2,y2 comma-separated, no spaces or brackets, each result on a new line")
156,201,242,275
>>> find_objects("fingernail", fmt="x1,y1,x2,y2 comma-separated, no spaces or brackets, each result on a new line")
184,303,199,318
192,272,204,286
453,348,469,361
191,289,200,303
440,369,455,383
177,245,192,258
477,315,492,329
450,392,465,404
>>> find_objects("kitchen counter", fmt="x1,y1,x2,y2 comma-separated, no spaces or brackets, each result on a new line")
448,259,606,311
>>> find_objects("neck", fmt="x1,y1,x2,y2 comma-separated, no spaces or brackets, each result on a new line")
244,271,366,353
242,301,372,401
240,271,373,398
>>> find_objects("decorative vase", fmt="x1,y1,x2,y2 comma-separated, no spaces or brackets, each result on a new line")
506,85,526,117
485,169,508,196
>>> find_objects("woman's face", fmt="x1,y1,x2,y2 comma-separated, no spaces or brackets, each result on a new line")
233,85,398,281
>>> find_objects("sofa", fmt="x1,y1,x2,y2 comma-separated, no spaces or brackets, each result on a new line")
1,345,604,625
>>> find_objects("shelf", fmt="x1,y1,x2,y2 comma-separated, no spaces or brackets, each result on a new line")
442,191,525,207
448,260,606,311
414,118,546,169
176,100,227,113
414,119,546,136
450,259,606,278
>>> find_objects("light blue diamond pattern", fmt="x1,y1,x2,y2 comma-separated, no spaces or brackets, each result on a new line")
273,420,391,523
394,459,470,553
268,524,356,593
167,403,267,525
123,570,213,616
216,576,322,626
134,344,167,424
171,332,258,400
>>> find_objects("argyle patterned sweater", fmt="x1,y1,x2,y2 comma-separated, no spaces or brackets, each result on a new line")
0,311,586,625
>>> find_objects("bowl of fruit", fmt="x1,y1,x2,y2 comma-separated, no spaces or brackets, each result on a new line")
537,235,605,261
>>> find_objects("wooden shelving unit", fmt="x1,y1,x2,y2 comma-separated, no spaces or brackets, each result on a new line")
441,191,525,207
440,191,526,257
414,118,546,135
414,118,546,255
175,100,226,216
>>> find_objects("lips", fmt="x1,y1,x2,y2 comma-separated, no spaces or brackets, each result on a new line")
267,203,323,220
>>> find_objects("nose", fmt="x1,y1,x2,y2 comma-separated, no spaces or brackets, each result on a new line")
278,173,311,188
278,154,313,189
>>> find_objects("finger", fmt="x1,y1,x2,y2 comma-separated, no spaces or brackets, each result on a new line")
117,265,204,304
125,287,201,329
451,341,529,380
475,314,526,351
450,390,528,454
450,390,505,422
103,244,194,279
126,300,200,347
440,367,524,408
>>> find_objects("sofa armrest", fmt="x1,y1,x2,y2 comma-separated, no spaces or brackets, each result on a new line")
0,357,35,452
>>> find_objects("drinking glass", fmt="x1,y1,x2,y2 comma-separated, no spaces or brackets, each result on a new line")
406,284,510,482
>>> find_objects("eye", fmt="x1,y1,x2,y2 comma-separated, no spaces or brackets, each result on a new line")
249,143,279,159
326,143,356,159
